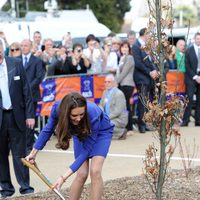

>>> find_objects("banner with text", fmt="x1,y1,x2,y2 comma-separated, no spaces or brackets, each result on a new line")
37,74,106,116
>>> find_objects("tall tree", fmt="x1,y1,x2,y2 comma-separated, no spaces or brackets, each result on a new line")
143,0,187,199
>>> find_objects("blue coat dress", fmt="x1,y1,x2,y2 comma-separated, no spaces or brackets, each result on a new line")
34,100,114,172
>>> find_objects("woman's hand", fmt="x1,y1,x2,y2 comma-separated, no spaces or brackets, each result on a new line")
53,176,66,190
25,148,38,164
53,169,73,190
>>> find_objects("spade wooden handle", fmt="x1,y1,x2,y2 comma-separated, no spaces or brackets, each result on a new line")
21,158,66,200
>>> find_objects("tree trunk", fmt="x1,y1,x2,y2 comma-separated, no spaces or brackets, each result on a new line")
155,0,167,199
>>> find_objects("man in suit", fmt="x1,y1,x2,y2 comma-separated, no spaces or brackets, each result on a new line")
181,32,200,126
132,28,159,133
20,39,45,153
99,74,128,139
127,30,136,48
33,31,43,51
0,41,35,199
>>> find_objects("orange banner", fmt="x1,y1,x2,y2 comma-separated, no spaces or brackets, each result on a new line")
166,70,185,93
37,74,107,116
36,71,185,117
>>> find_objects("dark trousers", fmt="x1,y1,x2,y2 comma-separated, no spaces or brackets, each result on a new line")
136,84,154,128
119,85,134,131
183,81,200,124
0,110,33,196
26,102,37,154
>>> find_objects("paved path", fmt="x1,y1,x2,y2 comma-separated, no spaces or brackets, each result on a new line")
9,126,200,197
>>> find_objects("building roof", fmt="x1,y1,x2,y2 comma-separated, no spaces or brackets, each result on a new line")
25,9,99,24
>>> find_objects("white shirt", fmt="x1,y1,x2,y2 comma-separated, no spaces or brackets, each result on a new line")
0,59,12,109
192,44,200,80
0,59,8,82
193,43,200,59
22,53,31,66
106,52,118,70
138,37,146,46
83,48,103,73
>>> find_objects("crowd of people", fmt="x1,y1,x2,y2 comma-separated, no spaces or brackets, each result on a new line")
0,27,200,199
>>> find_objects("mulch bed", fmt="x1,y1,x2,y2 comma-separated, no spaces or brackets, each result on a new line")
9,166,200,200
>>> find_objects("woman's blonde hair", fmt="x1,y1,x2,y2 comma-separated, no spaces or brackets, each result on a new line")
9,42,21,57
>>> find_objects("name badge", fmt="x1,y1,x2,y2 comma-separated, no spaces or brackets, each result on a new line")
14,76,20,80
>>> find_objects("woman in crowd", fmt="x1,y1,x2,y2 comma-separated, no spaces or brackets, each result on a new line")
102,38,118,74
8,42,22,57
83,34,105,73
165,45,177,71
26,92,114,200
111,36,122,64
116,40,135,137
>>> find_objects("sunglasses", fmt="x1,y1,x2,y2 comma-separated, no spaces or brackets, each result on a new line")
11,48,20,52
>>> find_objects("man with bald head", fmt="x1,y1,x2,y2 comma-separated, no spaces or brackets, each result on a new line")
19,39,44,153
176,39,186,73
99,74,128,139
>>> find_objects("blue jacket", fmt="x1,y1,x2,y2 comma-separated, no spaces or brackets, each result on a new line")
34,100,113,172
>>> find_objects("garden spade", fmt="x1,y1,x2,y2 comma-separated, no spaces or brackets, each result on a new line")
21,158,66,200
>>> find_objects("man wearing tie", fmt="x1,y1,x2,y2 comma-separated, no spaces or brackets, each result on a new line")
20,39,44,153
0,41,35,199
132,28,159,133
181,32,200,126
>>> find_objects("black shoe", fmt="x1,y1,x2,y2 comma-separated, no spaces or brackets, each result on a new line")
118,129,127,140
20,187,34,195
145,126,155,131
0,193,13,199
180,122,188,127
139,126,146,133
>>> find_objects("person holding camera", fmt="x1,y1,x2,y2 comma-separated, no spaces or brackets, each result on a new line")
64,43,90,74
83,34,105,73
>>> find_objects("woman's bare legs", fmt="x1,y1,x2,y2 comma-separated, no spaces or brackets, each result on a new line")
89,156,105,200
69,160,89,200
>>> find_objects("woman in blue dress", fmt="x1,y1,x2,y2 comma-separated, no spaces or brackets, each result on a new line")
26,92,114,200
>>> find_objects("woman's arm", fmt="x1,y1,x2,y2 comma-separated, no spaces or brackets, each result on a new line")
25,101,59,164
53,168,74,190
82,54,91,68
33,101,59,150
25,148,39,164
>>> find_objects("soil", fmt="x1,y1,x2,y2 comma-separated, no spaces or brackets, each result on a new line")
9,167,200,200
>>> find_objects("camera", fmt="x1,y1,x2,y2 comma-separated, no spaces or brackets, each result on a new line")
77,48,82,53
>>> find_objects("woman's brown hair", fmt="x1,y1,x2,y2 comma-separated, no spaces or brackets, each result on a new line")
55,92,91,150
119,40,132,55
